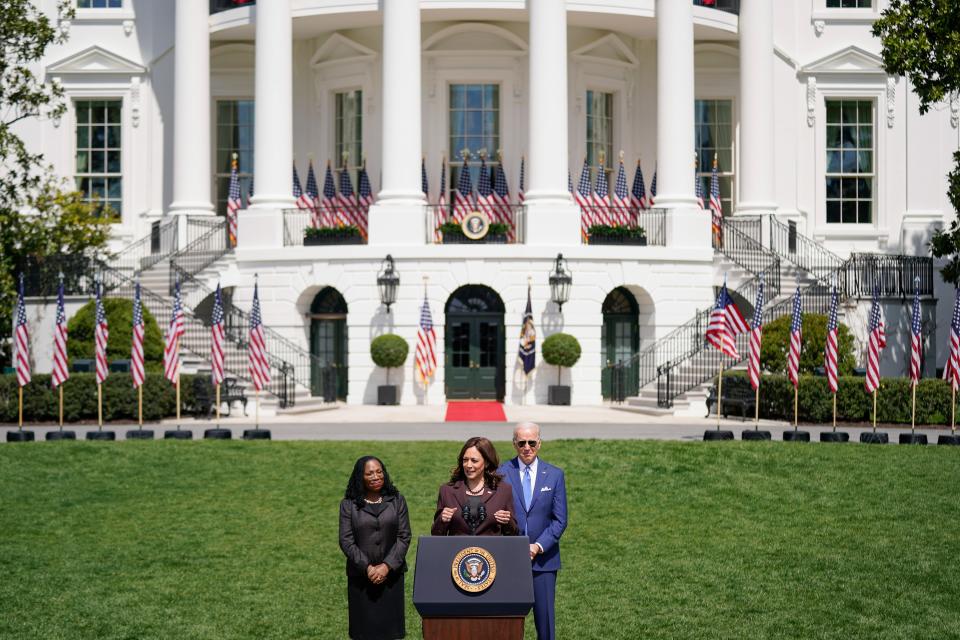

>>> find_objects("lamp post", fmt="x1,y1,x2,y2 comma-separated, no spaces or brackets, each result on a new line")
377,254,400,312
549,253,572,311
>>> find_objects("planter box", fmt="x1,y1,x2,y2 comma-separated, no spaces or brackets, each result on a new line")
304,233,364,246
588,235,647,246
378,385,398,405
441,233,508,244
547,385,571,406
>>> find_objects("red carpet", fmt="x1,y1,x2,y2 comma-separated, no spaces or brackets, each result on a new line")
444,402,507,422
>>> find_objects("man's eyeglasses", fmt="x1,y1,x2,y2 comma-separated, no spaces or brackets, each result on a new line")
515,440,539,449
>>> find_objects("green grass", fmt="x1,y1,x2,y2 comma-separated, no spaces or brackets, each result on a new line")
1,440,958,639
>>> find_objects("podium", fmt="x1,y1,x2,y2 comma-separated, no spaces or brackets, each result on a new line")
413,536,534,640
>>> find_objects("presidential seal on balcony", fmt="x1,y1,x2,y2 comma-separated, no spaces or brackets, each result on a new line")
451,546,497,593
462,211,491,240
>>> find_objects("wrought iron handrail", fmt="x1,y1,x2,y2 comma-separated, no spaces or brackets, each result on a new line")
769,216,845,283
717,218,782,302
283,206,367,247
171,263,331,402
845,253,935,299
108,217,179,276
167,218,230,293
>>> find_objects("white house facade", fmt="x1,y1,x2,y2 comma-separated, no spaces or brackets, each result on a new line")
18,0,958,411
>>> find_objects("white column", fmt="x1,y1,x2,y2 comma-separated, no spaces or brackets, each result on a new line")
248,0,295,210
169,0,213,216
523,0,579,246
737,0,777,215
655,0,698,211
377,0,424,205
368,0,425,245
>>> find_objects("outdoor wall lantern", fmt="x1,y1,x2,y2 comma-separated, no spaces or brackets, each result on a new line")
377,254,400,312
549,253,572,311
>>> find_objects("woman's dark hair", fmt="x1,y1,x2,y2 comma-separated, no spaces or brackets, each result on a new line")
345,456,399,507
448,436,504,489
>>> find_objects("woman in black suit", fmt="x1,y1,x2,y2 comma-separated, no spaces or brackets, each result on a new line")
431,436,518,536
339,456,411,640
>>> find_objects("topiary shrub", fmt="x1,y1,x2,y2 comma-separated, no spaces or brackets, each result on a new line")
370,334,409,384
541,333,582,385
760,313,856,377
67,297,164,373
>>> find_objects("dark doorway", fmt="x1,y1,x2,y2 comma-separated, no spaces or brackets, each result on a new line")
309,287,347,400
444,285,505,401
601,287,640,399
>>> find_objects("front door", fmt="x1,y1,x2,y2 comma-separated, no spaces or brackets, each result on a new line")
601,315,640,399
311,317,347,400
445,313,503,400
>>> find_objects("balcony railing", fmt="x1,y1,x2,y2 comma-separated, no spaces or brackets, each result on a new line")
844,253,935,299
426,205,526,244
693,0,740,14
580,207,667,247
210,0,254,14
283,206,368,247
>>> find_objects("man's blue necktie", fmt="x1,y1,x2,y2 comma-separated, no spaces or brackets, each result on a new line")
522,466,533,511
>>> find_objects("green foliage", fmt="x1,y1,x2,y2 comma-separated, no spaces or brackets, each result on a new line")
0,373,197,422
66,298,164,373
541,333,582,369
587,224,646,239
2,441,960,638
874,1,960,284
303,225,361,239
722,371,952,425
370,334,409,370
760,313,856,377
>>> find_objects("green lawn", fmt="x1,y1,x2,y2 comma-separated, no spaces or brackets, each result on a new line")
1,440,958,639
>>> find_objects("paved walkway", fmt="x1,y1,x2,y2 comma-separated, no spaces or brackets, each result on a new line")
3,403,955,443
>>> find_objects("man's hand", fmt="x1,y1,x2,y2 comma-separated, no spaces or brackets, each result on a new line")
529,543,541,560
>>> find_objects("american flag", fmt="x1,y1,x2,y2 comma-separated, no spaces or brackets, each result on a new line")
705,280,750,359
492,162,515,242
211,282,225,386
517,156,525,203
709,156,723,245
163,278,185,384
248,281,270,391
631,160,647,214
321,162,337,227
865,284,886,394
593,163,612,226
415,293,438,384
649,169,657,208
518,285,536,375
695,173,705,210
787,285,803,388
304,160,320,228
358,160,375,212
909,280,922,386
945,287,960,391
14,274,31,387
51,277,69,388
612,157,630,226
476,155,496,222
131,281,145,389
453,156,473,223
747,278,765,391
227,155,241,248
575,158,593,242
94,281,109,385
825,284,839,394
339,167,366,239
293,162,310,211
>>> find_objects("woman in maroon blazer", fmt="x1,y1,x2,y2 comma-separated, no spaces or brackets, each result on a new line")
431,436,518,536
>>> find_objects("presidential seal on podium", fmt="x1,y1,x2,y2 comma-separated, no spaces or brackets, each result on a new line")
451,546,497,593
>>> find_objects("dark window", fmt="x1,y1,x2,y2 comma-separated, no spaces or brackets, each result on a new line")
75,99,122,221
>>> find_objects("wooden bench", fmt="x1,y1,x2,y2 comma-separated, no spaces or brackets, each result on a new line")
705,378,756,421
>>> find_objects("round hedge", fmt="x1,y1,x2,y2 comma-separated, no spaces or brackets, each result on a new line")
760,312,856,377
67,297,164,373
541,333,582,369
370,334,409,369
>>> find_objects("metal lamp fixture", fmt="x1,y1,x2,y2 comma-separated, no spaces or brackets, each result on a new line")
377,254,400,312
549,253,572,311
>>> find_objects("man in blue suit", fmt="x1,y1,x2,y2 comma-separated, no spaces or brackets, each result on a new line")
498,422,568,640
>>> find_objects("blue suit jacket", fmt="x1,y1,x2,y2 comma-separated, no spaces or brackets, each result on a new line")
498,457,568,572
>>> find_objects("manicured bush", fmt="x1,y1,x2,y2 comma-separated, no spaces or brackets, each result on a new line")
370,334,408,385
0,373,197,423
587,224,646,239
542,333,582,369
760,313,856,377
720,371,952,425
67,297,164,373
304,225,361,239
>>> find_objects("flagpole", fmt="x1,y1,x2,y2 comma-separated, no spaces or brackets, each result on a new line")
59,386,64,431
793,385,798,430
97,383,103,431
18,386,23,431
754,386,759,429
176,372,181,427
952,386,956,434
832,394,837,432
138,385,143,428
716,360,723,430
911,384,916,434
256,389,260,429
872,389,877,432
216,383,221,426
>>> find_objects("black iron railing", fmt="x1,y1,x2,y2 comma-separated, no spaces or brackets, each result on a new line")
110,217,179,276
283,206,367,247
608,361,629,404
693,0,740,14
724,215,762,245
20,254,103,297
769,216,845,283
845,253,935,299
580,207,667,246
426,204,526,244
168,218,230,294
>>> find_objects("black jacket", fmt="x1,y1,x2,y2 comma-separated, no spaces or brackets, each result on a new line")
339,494,411,577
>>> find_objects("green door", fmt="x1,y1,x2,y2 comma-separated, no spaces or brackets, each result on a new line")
309,287,348,400
601,287,640,399
445,313,503,400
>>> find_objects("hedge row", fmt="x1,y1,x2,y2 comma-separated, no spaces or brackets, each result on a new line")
721,372,954,426
0,373,199,423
